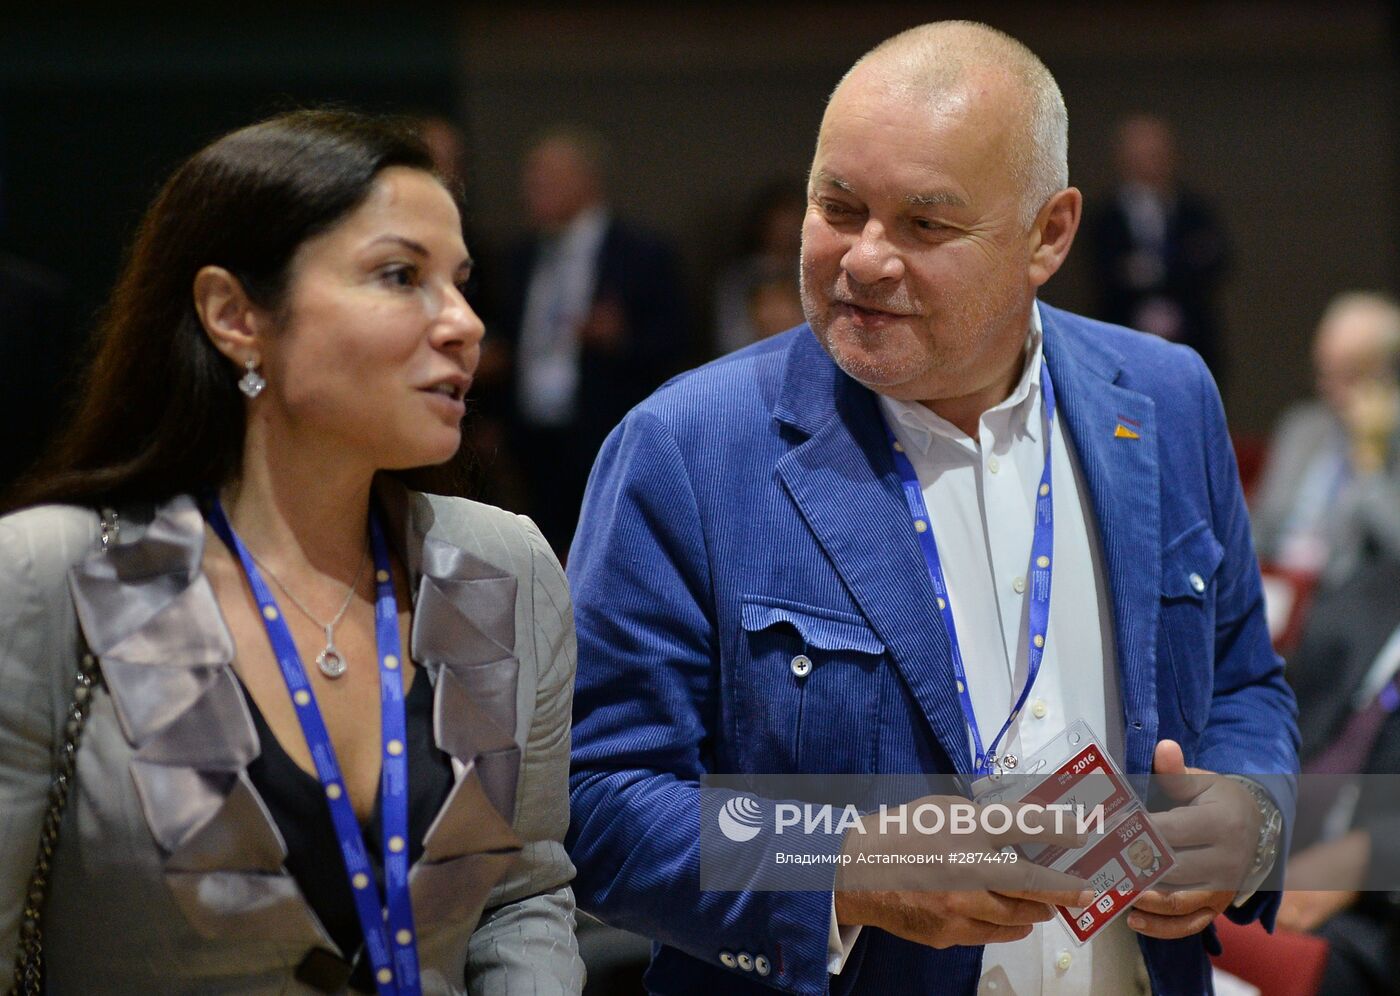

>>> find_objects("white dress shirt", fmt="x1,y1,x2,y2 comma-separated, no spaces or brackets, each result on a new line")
516,205,610,426
830,303,1148,995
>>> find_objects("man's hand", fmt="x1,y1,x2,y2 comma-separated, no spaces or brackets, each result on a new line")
1127,740,1260,939
578,299,627,352
834,794,1092,950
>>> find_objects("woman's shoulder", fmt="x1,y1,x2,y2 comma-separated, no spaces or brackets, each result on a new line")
412,493,557,577
0,503,101,589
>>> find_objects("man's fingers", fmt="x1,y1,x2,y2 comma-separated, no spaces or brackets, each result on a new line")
997,885,1095,909
1156,848,1245,891
961,892,1057,927
1131,888,1224,918
1149,807,1225,847
1132,889,1197,916
1151,739,1211,804
995,860,1091,904
1126,906,1217,939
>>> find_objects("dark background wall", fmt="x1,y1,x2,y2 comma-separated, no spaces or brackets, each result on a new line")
0,3,460,358
1,2,1396,437
460,2,1399,432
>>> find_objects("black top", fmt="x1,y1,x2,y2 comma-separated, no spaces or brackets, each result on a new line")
241,670,454,990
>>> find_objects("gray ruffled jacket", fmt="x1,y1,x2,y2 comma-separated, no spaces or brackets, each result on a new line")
0,484,584,994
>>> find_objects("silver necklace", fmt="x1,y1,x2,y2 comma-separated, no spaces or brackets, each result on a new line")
248,546,369,679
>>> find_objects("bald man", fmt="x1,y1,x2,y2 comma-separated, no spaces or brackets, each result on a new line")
567,22,1296,995
1251,292,1400,583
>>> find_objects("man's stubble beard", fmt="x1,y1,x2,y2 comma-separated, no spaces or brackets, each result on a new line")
799,260,1026,400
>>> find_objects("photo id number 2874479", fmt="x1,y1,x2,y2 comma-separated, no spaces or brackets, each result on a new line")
945,850,1020,864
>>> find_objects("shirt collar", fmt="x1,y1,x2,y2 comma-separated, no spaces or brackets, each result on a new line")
879,301,1045,453
557,204,610,254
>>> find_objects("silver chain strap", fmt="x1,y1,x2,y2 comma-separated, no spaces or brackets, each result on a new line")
8,653,101,996
9,508,114,996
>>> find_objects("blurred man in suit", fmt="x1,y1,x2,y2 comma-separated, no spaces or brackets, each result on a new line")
495,127,686,554
1089,115,1230,387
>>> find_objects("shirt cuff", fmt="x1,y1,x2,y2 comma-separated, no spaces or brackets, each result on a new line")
828,895,863,974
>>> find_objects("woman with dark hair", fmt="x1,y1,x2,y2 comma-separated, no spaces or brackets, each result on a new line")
0,110,584,994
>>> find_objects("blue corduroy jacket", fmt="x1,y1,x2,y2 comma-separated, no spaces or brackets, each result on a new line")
566,303,1299,995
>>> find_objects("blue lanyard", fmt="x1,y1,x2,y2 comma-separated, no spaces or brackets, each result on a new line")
884,361,1058,779
207,499,422,996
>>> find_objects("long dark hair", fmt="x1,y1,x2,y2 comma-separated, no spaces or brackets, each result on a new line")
5,108,470,513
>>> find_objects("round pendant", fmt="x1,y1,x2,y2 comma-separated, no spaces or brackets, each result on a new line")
317,645,348,679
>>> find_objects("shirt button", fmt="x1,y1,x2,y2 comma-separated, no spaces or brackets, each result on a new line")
1012,575,1026,594
1056,950,1072,971
988,456,1000,474
1189,572,1206,593
754,955,771,977
719,952,737,968
790,654,812,678
737,953,754,972
1032,699,1048,719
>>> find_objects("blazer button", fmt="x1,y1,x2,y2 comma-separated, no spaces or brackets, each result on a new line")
1189,572,1206,593
790,654,812,677
755,955,771,977
719,951,737,968
737,953,754,972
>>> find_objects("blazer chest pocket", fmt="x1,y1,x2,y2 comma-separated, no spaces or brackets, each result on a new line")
733,597,885,773
1158,520,1225,735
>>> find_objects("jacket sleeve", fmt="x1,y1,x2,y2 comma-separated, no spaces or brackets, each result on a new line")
0,514,85,969
566,410,836,996
1189,358,1301,929
465,518,586,995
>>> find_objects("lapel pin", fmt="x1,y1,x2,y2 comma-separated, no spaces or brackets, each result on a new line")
1114,416,1141,440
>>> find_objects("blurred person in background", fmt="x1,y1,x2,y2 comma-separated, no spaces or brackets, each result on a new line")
495,126,686,556
1250,291,1400,583
0,109,583,994
1259,548,1400,995
712,178,805,354
1089,114,1230,387
417,115,469,192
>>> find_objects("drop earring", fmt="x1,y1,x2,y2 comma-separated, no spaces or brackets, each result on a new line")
238,357,266,398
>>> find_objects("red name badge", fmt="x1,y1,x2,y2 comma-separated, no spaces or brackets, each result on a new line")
1054,811,1174,943
974,721,1176,945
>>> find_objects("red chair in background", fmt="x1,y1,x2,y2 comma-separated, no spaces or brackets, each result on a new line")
1211,917,1329,996
1258,565,1320,656
1233,432,1270,504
